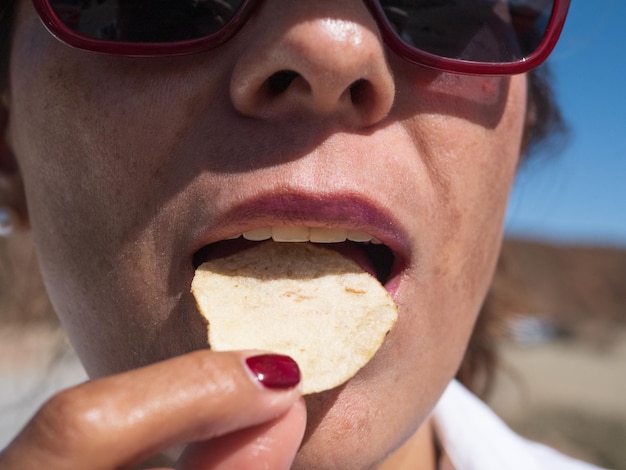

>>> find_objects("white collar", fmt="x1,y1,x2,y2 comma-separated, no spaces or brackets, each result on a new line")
431,380,605,470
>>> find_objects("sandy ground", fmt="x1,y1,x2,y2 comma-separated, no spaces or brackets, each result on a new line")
0,326,88,448
490,329,626,469
1,325,625,468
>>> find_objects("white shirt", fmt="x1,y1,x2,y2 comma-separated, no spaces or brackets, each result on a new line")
432,380,606,470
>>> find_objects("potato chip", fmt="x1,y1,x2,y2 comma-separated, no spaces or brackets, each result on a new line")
191,241,397,394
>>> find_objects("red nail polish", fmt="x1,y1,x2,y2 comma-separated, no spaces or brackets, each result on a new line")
246,354,301,389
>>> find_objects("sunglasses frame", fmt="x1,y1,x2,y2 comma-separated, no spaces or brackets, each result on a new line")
32,0,571,75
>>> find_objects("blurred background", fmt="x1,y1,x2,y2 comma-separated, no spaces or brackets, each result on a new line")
1,1,625,468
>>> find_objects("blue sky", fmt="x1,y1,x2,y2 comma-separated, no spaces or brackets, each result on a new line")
504,0,626,247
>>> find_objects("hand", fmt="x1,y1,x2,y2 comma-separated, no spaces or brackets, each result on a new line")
0,351,306,470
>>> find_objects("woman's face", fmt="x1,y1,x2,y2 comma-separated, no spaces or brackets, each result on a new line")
5,0,526,467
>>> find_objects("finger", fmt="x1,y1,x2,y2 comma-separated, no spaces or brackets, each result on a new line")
0,351,301,470
178,397,307,470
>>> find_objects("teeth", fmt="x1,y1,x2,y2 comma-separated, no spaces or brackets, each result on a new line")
346,230,373,242
271,226,310,242
242,227,272,241
309,228,348,243
234,227,378,244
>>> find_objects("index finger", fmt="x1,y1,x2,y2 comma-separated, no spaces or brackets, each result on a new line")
0,350,302,470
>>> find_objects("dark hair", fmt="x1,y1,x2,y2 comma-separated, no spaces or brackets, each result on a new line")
0,0,14,91
0,1,567,397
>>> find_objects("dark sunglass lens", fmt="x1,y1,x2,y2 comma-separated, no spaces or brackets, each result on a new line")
379,0,555,63
48,0,246,42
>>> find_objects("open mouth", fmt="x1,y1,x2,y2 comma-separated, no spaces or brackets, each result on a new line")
192,226,397,286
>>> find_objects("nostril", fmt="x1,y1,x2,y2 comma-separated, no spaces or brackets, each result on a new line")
349,79,370,106
267,70,300,95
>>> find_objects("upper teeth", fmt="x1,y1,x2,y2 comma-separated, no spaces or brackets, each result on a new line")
228,227,381,244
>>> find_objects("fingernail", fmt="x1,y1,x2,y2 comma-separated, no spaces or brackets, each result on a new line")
246,354,301,389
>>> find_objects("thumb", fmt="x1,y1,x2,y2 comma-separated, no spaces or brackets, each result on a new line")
178,397,307,470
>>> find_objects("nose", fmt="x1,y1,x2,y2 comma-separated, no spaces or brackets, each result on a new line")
230,1,395,128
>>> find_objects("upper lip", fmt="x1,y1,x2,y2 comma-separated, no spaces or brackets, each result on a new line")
190,191,411,264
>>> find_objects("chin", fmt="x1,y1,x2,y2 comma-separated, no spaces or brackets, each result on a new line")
291,374,432,470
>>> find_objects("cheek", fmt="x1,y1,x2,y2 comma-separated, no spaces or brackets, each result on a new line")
8,9,225,264
446,74,526,246
453,78,526,319
9,2,226,222
6,6,232,372
410,72,526,261
398,73,527,374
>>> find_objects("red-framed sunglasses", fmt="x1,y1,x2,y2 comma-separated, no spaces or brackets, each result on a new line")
33,0,570,75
